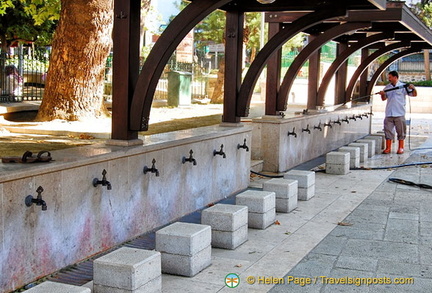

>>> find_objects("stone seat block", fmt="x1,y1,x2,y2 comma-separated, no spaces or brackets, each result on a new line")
248,208,276,229
338,146,360,169
25,281,91,293
93,247,161,291
283,170,315,188
298,185,315,201
368,133,385,149
326,151,349,165
156,222,211,256
201,204,248,232
262,178,298,199
326,163,350,175
348,142,368,162
364,135,383,153
356,139,376,157
236,190,275,213
160,245,211,277
211,224,248,249
276,197,297,213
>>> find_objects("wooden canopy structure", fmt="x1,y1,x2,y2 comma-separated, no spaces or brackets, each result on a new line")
111,0,432,141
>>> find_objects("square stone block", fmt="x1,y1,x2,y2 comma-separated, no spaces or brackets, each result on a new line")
201,204,248,232
236,190,275,213
326,152,349,165
156,222,211,256
94,276,161,293
93,247,161,291
211,224,248,249
248,208,276,229
356,139,376,157
283,170,315,188
262,178,298,199
338,147,360,169
298,184,315,201
367,133,385,149
348,143,368,162
326,163,350,175
276,196,297,213
365,135,383,153
25,281,91,293
161,245,211,277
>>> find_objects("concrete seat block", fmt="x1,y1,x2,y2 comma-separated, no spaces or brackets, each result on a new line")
94,276,161,293
201,204,248,232
25,281,91,293
326,163,350,175
156,222,211,256
161,245,211,277
326,152,350,165
262,178,298,199
93,247,161,291
236,190,275,213
365,135,383,152
248,208,276,229
367,133,385,149
338,146,360,168
283,170,315,188
348,143,368,162
211,224,248,249
298,185,315,201
356,139,376,157
276,196,297,213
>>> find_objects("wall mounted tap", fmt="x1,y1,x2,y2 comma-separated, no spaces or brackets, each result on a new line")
302,125,311,134
324,121,332,129
237,139,249,152
314,122,322,131
143,158,160,177
287,127,297,138
93,169,112,190
342,117,349,124
349,115,357,121
25,186,47,211
334,118,341,125
213,144,226,158
362,113,369,118
182,150,197,165
356,115,363,120
279,112,286,118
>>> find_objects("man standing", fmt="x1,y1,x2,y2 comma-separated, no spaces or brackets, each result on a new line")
379,70,417,154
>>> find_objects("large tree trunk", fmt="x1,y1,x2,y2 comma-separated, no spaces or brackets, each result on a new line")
36,0,113,121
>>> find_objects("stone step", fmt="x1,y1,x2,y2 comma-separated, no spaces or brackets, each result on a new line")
250,160,264,172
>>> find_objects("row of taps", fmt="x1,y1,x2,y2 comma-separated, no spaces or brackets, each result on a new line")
25,139,250,212
287,112,372,138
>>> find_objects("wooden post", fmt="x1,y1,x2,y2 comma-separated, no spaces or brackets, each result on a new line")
265,23,282,116
425,49,431,81
111,0,140,141
308,34,320,109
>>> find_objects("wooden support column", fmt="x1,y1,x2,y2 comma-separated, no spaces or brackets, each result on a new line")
265,22,282,116
425,50,431,81
111,0,140,140
308,34,321,109
335,41,348,105
358,47,369,101
223,10,243,123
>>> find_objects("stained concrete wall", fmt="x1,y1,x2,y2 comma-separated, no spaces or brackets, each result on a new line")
252,104,372,172
0,125,251,293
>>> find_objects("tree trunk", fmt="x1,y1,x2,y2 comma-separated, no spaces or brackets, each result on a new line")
210,60,224,104
36,0,113,121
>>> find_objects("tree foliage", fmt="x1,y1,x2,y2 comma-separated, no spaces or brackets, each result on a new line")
0,0,59,51
411,0,432,28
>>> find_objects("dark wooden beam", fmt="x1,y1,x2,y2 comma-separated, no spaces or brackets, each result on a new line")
278,22,371,110
130,0,232,131
265,22,282,115
318,32,393,103
367,46,430,95
307,34,320,109
111,0,141,140
345,41,411,100
359,47,369,101
223,11,243,123
334,41,348,105
236,6,348,117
